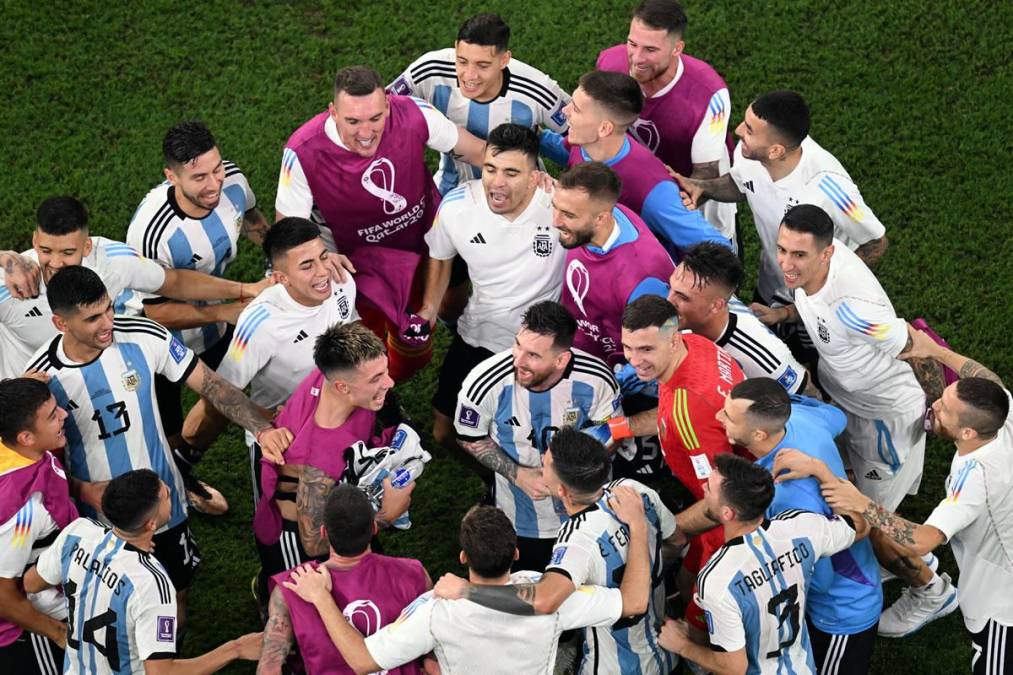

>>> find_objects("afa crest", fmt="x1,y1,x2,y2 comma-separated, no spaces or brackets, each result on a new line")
532,227,553,258
817,317,831,343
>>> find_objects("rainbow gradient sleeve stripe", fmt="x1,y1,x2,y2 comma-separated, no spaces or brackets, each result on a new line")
946,459,979,503
280,148,299,187
835,303,891,340
12,500,33,548
228,305,271,362
707,92,727,134
818,174,867,221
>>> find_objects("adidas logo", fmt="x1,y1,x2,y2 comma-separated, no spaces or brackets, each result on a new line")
864,469,883,481
66,400,79,411
469,233,487,244
189,253,203,265
24,306,43,318
293,330,309,343
743,180,754,193
504,416,520,426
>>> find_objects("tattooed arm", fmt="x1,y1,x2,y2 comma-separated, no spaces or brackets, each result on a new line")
458,437,550,500
184,361,272,436
900,329,947,402
0,250,41,299
899,323,1004,387
854,235,889,269
296,466,337,557
241,208,270,246
257,588,294,675
449,570,576,616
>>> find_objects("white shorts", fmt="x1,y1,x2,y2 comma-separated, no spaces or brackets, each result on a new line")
841,408,926,511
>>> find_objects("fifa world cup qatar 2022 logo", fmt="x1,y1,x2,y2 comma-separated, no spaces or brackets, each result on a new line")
567,259,591,317
630,118,661,153
361,158,407,215
343,599,390,673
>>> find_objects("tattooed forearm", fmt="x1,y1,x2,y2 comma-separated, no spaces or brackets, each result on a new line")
459,437,518,482
296,466,335,557
196,365,272,435
883,554,924,585
690,161,720,180
699,174,746,203
464,582,538,616
257,588,294,675
958,358,1003,386
855,236,889,268
862,501,918,546
909,357,946,402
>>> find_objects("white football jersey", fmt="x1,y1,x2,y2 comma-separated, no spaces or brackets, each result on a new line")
25,317,195,531
793,242,923,418
35,518,178,674
695,510,857,674
0,237,166,381
388,47,570,193
718,303,808,394
126,161,256,354
425,181,564,351
729,137,886,305
365,570,622,675
546,478,676,675
455,349,620,538
926,390,1013,633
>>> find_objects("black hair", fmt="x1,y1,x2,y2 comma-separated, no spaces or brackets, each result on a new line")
459,505,517,578
715,453,774,522
558,161,622,205
521,301,577,351
334,66,384,98
0,378,54,444
633,0,688,37
621,294,679,331
729,378,791,432
262,216,321,264
46,266,109,316
456,13,511,52
751,90,810,149
955,377,1010,439
163,120,217,169
548,428,611,499
102,469,163,534
324,484,375,556
487,123,539,167
781,204,834,249
36,197,89,236
578,70,644,130
681,242,744,295
313,321,387,378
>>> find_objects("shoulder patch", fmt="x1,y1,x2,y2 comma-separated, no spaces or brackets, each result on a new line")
168,336,189,364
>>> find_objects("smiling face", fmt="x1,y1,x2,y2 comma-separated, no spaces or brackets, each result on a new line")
455,40,510,100
561,87,607,146
667,264,726,331
21,395,69,451
930,383,966,442
716,395,758,449
54,296,114,352
165,146,224,215
512,328,568,390
625,18,682,87
330,89,389,158
482,146,536,217
775,226,832,294
621,324,680,382
735,105,784,162
336,355,395,411
33,229,92,284
551,186,608,249
273,237,332,306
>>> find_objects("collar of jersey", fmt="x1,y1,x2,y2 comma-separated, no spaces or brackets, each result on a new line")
49,334,102,369
579,136,632,167
725,519,772,547
585,207,638,255
166,184,212,222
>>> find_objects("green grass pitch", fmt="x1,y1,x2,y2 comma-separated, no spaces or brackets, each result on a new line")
3,1,1010,672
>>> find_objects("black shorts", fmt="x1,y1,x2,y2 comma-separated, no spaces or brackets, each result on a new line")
610,392,668,479
152,324,234,439
514,536,556,573
0,631,64,675
807,618,876,675
255,516,324,603
971,618,1013,674
152,519,202,590
431,334,495,417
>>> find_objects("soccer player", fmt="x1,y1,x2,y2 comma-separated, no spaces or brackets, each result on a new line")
0,378,76,674
24,469,262,674
597,0,737,243
781,329,1011,661
23,266,292,627
286,492,652,675
417,123,564,455
258,484,428,675
0,196,270,382
180,217,358,501
454,301,620,571
658,453,863,674
541,70,729,260
667,242,815,395
676,90,888,311
252,322,414,600
275,65,486,382
618,294,744,634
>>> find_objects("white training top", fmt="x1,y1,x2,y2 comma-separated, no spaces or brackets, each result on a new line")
425,181,564,352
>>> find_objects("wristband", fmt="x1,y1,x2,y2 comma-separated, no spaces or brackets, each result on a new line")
608,416,634,441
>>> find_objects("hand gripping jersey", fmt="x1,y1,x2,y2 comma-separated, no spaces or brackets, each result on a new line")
126,161,256,353
272,556,428,675
389,47,570,194
561,205,674,367
657,333,745,498
0,238,166,381
717,303,808,394
425,181,564,352
35,518,179,674
25,317,197,531
546,478,677,675
695,510,858,675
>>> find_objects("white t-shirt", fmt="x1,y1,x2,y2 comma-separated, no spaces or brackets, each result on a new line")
36,518,178,674
793,242,923,418
425,181,564,351
926,390,1013,633
717,303,808,394
365,570,622,675
275,99,460,223
126,161,256,353
729,136,886,304
0,237,166,381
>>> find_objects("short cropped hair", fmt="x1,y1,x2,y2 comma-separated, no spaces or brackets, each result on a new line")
730,378,791,433
681,242,744,296
46,266,108,316
324,484,375,556
36,197,89,236
548,428,611,501
334,66,384,98
715,453,774,522
314,321,387,379
263,217,321,264
557,162,622,206
751,90,810,149
955,377,1010,439
163,120,217,169
459,505,517,578
102,469,163,534
521,301,577,351
781,204,834,249
578,70,643,130
633,0,689,38
621,294,679,332
0,378,53,444
487,123,539,167
457,13,510,52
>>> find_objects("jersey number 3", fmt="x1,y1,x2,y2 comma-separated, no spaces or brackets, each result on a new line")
765,583,801,658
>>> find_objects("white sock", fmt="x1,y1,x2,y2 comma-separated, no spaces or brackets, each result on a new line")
918,572,945,596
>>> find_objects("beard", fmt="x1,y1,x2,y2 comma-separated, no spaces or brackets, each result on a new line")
559,228,595,250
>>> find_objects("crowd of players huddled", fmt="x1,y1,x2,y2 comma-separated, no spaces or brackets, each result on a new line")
1,2,1010,674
